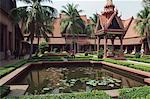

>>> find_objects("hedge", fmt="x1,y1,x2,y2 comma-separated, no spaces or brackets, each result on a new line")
104,58,150,72
0,59,27,78
6,91,111,99
128,58,150,64
119,86,150,99
0,86,10,98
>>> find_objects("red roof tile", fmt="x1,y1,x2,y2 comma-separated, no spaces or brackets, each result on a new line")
53,18,62,37
124,19,141,38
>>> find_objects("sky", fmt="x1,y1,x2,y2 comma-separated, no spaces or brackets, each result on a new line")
17,0,143,19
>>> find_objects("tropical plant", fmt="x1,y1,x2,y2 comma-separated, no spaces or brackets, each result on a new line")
135,6,150,52
119,86,150,99
15,91,112,99
60,3,85,53
89,14,98,51
11,0,57,59
0,86,10,98
143,0,150,7
39,42,49,54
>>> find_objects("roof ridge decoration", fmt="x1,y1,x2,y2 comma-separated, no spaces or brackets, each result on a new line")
106,0,113,6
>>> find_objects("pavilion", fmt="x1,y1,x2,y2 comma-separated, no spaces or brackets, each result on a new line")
20,0,149,55
95,0,131,58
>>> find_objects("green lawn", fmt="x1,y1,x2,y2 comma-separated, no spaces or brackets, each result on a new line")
125,54,150,64
12,91,111,99
104,58,150,72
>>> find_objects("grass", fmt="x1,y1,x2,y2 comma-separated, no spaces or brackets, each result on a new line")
128,58,150,64
125,54,150,63
0,86,10,98
104,58,150,72
119,86,150,99
5,91,111,99
0,59,27,78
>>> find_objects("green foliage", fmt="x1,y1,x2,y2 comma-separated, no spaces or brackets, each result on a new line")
143,0,150,7
128,58,150,64
0,59,27,78
98,48,104,58
0,86,10,98
11,0,57,58
0,67,15,78
84,52,89,56
119,86,150,99
104,58,150,72
91,58,103,61
61,3,85,52
135,53,141,58
135,6,150,50
30,55,64,62
11,91,111,99
39,42,49,54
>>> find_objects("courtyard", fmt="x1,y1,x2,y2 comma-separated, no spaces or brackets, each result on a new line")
0,0,150,99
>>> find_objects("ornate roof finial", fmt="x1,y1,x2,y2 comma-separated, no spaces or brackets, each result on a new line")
106,0,113,5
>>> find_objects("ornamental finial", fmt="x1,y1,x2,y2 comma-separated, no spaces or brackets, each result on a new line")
106,0,113,5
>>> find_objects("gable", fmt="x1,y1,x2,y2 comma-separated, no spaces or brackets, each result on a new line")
96,18,102,31
108,17,121,29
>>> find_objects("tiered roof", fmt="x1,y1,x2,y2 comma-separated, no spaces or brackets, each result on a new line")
21,0,142,45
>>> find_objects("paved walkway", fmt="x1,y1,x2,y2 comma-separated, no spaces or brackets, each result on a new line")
104,89,119,98
127,60,150,66
7,85,29,96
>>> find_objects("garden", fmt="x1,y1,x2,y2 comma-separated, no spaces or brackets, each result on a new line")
0,52,150,98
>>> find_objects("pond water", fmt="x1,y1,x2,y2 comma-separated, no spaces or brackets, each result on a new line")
12,65,144,95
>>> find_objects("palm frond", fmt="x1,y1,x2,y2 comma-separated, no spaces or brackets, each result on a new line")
17,0,32,4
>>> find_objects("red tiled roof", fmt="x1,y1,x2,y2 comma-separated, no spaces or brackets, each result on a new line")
99,15,108,28
123,37,142,45
122,17,133,31
124,19,141,38
32,38,66,44
53,18,62,37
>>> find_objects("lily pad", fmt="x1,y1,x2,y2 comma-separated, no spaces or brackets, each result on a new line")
86,80,97,86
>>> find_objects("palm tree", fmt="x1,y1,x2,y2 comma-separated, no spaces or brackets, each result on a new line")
11,0,57,58
135,6,150,52
143,0,150,7
60,3,85,53
89,14,98,51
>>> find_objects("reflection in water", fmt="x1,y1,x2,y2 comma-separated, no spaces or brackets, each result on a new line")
14,66,144,95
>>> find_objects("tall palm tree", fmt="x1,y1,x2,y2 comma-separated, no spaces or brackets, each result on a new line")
11,0,57,58
89,14,98,51
60,3,85,53
135,6,150,51
143,0,150,7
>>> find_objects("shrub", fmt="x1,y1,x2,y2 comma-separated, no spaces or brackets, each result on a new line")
85,52,88,56
104,58,150,72
0,59,27,78
10,91,111,99
39,42,49,54
0,67,15,78
98,50,103,59
0,86,10,98
119,86,150,99
128,58,150,64
135,53,141,58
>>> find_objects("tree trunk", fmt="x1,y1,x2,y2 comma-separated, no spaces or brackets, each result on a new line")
72,35,76,54
147,36,150,51
35,37,40,56
94,36,96,51
29,40,33,59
